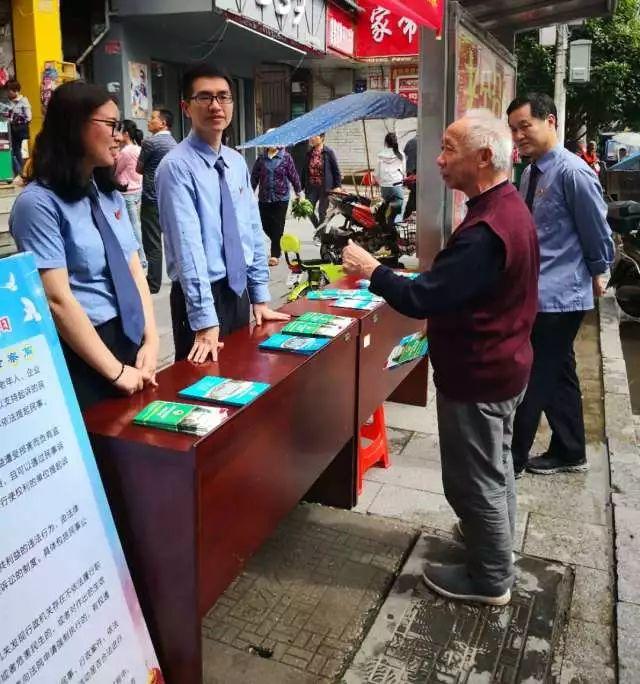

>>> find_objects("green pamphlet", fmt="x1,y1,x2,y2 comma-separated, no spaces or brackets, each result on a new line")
133,400,227,436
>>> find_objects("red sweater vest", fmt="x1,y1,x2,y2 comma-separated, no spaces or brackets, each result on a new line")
428,182,540,402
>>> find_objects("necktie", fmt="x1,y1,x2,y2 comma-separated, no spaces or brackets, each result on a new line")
87,183,144,345
525,163,541,212
214,157,247,297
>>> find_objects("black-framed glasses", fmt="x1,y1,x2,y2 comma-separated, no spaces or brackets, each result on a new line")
92,118,124,136
190,92,233,106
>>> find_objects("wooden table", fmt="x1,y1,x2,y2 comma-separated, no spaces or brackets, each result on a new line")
85,319,359,683
85,282,428,683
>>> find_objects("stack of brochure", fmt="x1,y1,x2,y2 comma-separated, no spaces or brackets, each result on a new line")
386,332,429,369
133,400,227,436
259,334,330,355
178,376,270,407
331,298,381,311
281,311,353,338
307,289,382,301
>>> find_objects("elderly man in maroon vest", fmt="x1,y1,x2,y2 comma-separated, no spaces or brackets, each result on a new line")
342,110,540,606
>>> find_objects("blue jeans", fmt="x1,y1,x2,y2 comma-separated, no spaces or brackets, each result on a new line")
381,185,404,229
124,192,147,268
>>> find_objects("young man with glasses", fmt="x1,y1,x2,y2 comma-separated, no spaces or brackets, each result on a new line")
136,108,177,293
156,64,288,364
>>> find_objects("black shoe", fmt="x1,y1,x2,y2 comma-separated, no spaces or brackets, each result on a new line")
514,469,525,480
422,563,511,606
526,454,589,475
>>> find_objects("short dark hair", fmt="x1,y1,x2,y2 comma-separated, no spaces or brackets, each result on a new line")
154,108,173,130
6,79,21,92
506,93,557,125
26,80,123,201
182,64,233,100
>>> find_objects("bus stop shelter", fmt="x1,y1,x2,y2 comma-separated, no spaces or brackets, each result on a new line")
417,0,618,267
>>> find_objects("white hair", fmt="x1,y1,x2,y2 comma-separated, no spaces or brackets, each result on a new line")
463,108,513,173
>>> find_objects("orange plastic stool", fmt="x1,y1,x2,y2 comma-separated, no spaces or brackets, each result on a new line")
358,405,390,494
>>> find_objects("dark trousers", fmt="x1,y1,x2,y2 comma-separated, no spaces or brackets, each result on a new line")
438,389,524,594
259,200,289,258
512,311,587,471
403,185,416,219
10,123,28,176
141,198,163,293
60,317,139,410
170,279,251,362
306,185,329,228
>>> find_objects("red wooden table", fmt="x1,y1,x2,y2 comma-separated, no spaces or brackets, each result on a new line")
85,318,359,683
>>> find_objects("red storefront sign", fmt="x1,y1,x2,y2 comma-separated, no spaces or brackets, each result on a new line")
355,0,420,59
381,0,444,33
327,4,355,57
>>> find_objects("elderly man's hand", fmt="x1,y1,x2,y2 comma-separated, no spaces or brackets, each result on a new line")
341,240,381,278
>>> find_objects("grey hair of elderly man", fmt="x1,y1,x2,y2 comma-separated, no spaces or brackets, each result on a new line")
437,108,514,198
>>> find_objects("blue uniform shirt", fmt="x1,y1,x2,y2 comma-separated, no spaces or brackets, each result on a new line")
520,144,614,312
9,181,138,326
156,131,270,331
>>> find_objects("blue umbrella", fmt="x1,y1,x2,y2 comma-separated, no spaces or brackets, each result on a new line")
238,91,417,149
609,150,640,171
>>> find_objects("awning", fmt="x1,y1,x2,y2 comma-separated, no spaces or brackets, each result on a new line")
238,91,417,148
459,0,618,33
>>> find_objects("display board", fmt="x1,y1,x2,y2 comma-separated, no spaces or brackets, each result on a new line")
452,24,516,228
0,253,162,683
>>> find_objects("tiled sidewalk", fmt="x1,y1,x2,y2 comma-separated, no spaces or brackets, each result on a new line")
353,311,616,682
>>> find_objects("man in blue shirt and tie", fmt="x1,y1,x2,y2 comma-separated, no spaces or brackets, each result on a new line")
156,64,288,363
507,93,614,476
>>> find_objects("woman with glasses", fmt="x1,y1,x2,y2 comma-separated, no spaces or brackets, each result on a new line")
114,119,147,268
10,80,159,409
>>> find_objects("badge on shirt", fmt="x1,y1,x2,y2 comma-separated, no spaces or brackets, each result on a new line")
114,209,122,220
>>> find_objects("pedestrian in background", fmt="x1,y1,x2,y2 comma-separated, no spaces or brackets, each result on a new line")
251,141,302,266
4,79,32,179
342,110,539,606
156,64,288,364
403,134,417,219
375,132,405,230
507,93,614,476
10,81,158,408
580,140,601,175
301,133,341,228
114,119,146,268
137,108,176,293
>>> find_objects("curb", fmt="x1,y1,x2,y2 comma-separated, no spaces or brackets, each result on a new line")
598,296,640,683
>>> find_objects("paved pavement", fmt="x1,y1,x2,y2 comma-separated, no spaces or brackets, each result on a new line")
351,311,615,683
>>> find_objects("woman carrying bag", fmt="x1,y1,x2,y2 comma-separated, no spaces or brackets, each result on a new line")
251,142,302,266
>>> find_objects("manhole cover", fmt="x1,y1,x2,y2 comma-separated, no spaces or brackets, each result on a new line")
344,532,573,683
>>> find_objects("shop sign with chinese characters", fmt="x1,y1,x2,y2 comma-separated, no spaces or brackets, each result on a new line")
0,254,162,684
327,4,355,57
392,65,419,104
355,0,420,59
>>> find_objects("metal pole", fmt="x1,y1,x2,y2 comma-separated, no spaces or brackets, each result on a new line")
554,24,568,145
362,119,373,199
